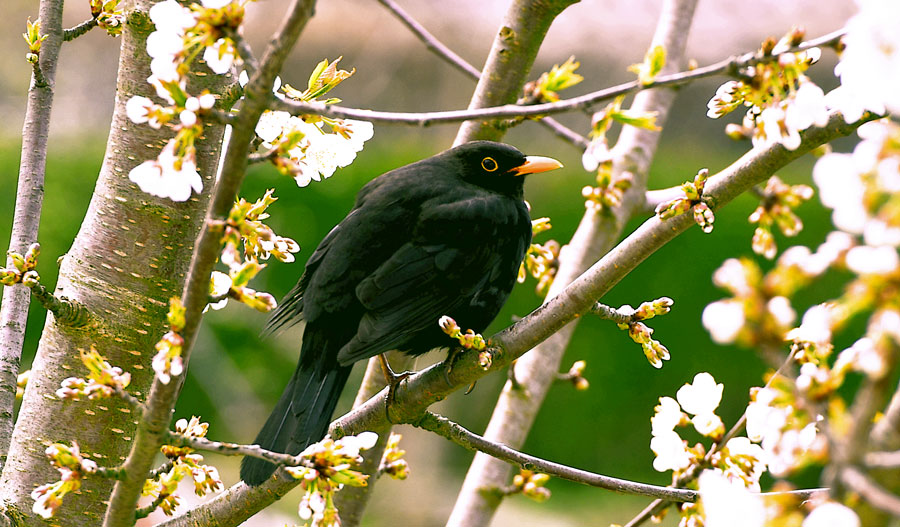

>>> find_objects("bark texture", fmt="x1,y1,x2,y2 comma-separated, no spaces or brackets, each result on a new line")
0,4,228,524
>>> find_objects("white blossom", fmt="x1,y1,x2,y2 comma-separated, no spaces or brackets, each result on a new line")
148,0,196,33
650,430,691,472
651,396,683,437
203,38,235,75
785,81,829,131
126,96,153,125
255,110,291,144
712,258,752,296
828,0,900,120
699,470,766,527
786,304,833,346
745,388,786,443
128,141,203,202
767,296,797,328
676,372,723,416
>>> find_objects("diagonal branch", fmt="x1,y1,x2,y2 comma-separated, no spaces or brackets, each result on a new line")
101,1,318,526
415,412,698,502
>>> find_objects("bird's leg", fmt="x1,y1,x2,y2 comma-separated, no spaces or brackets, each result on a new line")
379,354,413,423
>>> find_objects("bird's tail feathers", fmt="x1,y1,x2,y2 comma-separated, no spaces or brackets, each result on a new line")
240,334,352,486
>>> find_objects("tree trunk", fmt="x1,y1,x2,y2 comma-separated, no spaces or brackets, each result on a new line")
0,3,229,524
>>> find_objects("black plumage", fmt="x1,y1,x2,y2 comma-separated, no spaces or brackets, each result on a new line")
241,141,562,485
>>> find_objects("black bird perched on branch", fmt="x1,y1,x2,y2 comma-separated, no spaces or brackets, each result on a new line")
241,140,562,485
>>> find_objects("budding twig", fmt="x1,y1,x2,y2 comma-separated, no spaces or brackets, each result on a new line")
63,18,99,41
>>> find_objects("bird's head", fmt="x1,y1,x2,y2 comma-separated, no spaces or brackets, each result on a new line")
446,141,563,196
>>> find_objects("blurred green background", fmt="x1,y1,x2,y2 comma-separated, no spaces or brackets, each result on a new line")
1,1,859,525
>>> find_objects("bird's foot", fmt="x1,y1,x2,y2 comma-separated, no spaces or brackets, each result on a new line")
379,354,414,424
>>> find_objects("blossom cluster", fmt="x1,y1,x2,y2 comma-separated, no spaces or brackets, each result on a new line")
285,432,378,527
126,0,244,202
250,58,374,187
518,216,559,295
655,168,715,233
706,27,828,150
582,94,659,181
205,189,299,312
748,176,814,259
144,417,223,516
31,442,99,518
0,242,40,286
650,373,726,474
614,297,673,368
152,297,187,384
379,432,410,480
56,346,131,400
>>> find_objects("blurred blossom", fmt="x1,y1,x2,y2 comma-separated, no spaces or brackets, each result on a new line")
766,296,796,327
786,304,834,346
698,470,765,527
844,245,899,275
745,388,786,443
802,501,860,527
702,299,746,344
827,0,900,121
712,258,753,296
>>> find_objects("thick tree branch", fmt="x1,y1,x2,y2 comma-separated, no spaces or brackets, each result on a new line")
0,0,65,476
101,2,317,526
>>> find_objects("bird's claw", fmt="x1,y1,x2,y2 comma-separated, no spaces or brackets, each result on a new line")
379,354,413,423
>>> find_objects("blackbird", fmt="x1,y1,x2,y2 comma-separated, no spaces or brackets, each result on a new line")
241,140,562,485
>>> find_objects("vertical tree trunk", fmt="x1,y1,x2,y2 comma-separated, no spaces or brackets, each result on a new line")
446,1,697,525
0,3,229,524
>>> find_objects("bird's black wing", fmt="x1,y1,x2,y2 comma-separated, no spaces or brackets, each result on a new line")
336,193,527,365
263,212,349,335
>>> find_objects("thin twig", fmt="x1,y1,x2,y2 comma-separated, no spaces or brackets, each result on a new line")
865,450,900,469
377,0,588,148
273,29,846,127
165,431,314,468
416,411,697,502
590,302,633,325
63,18,98,41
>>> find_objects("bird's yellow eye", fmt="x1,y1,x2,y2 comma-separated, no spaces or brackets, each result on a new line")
481,157,498,172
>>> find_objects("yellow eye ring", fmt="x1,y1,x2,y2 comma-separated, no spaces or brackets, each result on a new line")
481,157,498,172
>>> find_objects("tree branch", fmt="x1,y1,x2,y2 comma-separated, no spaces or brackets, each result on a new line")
0,0,65,476
417,411,697,501
63,18,99,41
376,0,587,149
269,29,844,128
25,281,94,328
841,466,900,517
101,2,318,526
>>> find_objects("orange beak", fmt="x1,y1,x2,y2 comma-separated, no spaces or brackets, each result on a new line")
509,156,564,176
